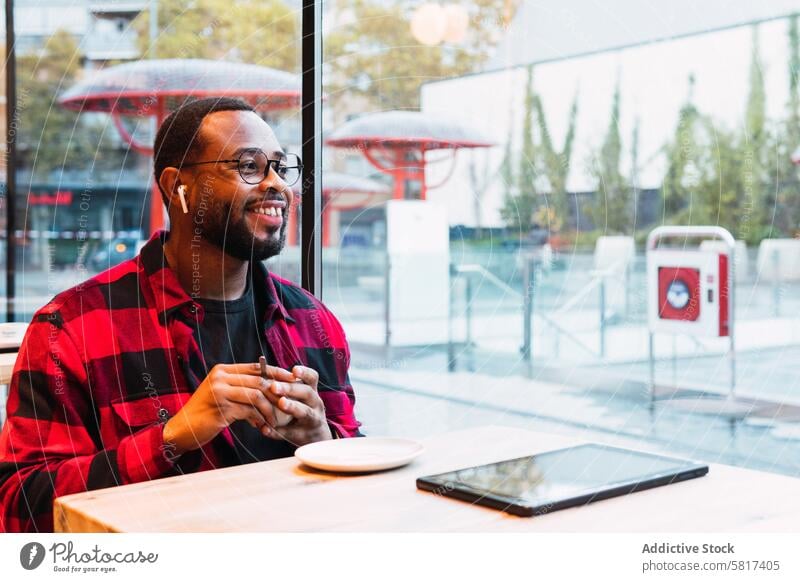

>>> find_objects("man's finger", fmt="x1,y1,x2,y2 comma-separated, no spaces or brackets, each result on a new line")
260,424,286,441
230,374,277,400
276,396,318,423
234,404,271,433
225,374,279,406
225,374,290,408
225,386,278,427
264,364,297,382
219,362,268,376
246,415,265,430
291,365,319,390
220,362,296,382
226,374,268,388
270,380,316,404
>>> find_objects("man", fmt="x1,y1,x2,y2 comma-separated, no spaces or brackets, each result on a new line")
0,97,361,532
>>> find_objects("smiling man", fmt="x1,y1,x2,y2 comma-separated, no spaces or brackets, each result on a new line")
0,98,362,532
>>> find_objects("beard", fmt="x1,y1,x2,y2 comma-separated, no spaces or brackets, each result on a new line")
199,196,287,261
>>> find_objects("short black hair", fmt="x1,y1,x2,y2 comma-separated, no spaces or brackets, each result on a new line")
153,96,255,203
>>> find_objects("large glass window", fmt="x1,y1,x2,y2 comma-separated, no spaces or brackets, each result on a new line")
4,0,800,477
9,0,302,323
0,15,7,320
321,1,800,476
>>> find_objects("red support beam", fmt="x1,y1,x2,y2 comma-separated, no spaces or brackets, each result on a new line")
150,97,168,236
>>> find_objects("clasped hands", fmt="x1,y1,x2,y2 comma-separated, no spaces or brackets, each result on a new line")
162,362,332,457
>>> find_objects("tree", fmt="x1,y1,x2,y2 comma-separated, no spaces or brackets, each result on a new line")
500,66,538,234
661,74,704,220
586,82,631,234
661,86,747,236
467,149,493,239
656,28,784,240
324,0,514,110
533,88,578,231
740,25,768,236
497,108,518,230
788,14,800,146
630,116,640,229
17,30,116,180
133,0,298,72
697,120,744,232
766,14,800,237
656,29,773,240
691,25,775,242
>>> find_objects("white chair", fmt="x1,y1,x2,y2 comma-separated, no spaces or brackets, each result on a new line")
593,236,635,316
0,322,27,426
757,239,800,282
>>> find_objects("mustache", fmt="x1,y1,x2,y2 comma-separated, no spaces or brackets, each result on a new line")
259,186,291,203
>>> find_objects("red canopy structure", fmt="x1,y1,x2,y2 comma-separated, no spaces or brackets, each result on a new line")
325,111,493,201
59,58,300,234
287,172,390,247
322,172,390,209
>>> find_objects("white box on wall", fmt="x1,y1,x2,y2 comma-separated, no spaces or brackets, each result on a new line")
386,200,450,345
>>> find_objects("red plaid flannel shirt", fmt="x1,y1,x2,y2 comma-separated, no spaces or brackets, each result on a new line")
0,230,362,532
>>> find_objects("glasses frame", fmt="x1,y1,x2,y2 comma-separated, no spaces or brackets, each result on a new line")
181,149,303,186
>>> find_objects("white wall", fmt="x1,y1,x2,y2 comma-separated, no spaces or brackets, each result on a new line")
421,18,793,228
486,0,800,71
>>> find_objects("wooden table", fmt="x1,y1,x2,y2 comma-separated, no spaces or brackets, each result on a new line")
53,425,800,532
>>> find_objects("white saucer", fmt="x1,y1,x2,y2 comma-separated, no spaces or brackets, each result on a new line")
295,437,424,472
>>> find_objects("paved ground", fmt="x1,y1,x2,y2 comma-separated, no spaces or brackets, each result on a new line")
350,344,800,479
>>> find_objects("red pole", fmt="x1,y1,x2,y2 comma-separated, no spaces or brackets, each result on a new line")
419,150,427,201
149,97,167,235
392,169,404,199
287,205,298,246
393,150,406,199
322,204,331,247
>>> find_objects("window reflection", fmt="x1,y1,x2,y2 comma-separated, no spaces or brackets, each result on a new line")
321,1,800,477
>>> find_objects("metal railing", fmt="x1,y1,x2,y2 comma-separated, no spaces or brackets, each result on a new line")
448,255,627,369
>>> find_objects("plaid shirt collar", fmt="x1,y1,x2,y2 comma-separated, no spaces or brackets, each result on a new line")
139,230,295,324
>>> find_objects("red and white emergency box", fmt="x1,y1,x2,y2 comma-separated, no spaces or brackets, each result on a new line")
647,249,730,337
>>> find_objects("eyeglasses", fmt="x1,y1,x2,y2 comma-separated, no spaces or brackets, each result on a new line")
182,149,303,186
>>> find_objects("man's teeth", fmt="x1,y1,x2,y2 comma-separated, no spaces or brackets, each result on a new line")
252,206,283,217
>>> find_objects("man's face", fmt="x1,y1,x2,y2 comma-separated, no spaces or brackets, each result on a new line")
183,110,295,261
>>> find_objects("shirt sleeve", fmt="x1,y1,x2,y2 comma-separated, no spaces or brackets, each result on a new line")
0,314,178,532
314,304,364,439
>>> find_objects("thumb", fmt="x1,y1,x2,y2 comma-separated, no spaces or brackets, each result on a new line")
291,365,319,388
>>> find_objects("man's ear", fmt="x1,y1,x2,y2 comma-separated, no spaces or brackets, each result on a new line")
158,167,182,210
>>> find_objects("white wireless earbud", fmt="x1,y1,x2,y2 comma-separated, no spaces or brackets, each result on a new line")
177,185,189,214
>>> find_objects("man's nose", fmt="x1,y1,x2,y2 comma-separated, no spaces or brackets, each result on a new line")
259,166,286,190
259,167,293,203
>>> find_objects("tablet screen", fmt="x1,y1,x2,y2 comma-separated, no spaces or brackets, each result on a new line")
440,444,703,505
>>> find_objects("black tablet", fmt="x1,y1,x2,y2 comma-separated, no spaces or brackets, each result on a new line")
416,443,709,517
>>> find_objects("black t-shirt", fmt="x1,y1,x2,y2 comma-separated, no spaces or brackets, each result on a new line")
194,271,296,464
